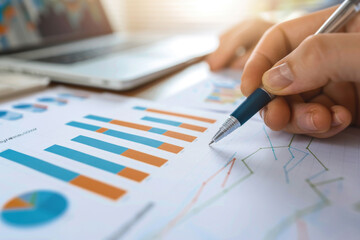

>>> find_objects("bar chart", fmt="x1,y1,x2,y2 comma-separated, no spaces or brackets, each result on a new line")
45,145,149,182
66,121,184,154
0,103,218,204
133,106,217,124
85,115,197,142
0,150,126,200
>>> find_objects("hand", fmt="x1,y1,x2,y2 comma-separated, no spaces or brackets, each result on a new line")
206,18,274,71
242,6,360,138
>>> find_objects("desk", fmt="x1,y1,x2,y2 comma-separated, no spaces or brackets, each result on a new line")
52,61,211,101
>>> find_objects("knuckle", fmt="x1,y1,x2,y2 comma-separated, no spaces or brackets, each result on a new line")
300,35,330,66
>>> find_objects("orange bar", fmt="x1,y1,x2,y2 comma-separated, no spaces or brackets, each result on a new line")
158,143,183,154
179,123,207,133
118,168,149,182
121,149,167,167
70,175,126,200
146,108,217,124
96,128,108,133
163,131,197,142
110,120,152,131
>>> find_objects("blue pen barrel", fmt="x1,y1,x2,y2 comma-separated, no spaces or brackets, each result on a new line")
231,88,273,125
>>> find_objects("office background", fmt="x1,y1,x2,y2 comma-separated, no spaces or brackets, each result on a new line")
102,0,329,33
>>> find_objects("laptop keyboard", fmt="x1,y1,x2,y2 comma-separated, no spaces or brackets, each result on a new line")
33,42,145,64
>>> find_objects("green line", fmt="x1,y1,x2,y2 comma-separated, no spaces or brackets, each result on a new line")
30,192,37,205
306,138,329,171
265,176,336,240
313,177,344,187
288,135,296,147
306,137,314,149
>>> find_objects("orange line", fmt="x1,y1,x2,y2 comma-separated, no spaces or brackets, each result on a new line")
221,158,236,188
145,108,217,124
162,158,234,235
179,123,207,133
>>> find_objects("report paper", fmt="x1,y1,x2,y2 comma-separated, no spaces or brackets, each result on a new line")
0,87,359,240
162,69,245,113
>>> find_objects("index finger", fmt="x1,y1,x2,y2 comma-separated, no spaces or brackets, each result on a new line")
241,6,338,96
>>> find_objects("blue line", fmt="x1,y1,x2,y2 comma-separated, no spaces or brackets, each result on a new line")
142,116,182,127
72,136,128,155
67,121,101,131
85,115,112,123
45,145,125,174
0,149,79,182
104,130,164,148
308,169,327,181
283,147,310,184
134,106,147,111
263,126,277,160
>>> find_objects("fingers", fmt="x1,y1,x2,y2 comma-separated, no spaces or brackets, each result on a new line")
261,96,352,138
207,18,273,71
241,6,338,96
262,34,360,96
230,47,254,69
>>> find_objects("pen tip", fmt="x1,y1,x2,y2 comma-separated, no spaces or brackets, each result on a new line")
209,140,214,146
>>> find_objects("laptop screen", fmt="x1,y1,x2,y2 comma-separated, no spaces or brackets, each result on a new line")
0,0,112,54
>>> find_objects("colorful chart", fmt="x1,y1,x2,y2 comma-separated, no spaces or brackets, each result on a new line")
2,190,68,227
205,80,244,105
38,97,68,106
59,93,88,100
13,103,48,113
0,110,23,121
0,150,126,200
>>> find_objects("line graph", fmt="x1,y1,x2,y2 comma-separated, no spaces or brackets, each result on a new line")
158,126,343,239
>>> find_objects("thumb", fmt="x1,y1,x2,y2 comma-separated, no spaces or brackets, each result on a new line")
262,34,360,95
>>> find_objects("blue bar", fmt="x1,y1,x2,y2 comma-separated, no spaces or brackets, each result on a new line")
45,145,125,174
85,115,111,123
104,130,163,148
142,116,182,127
134,106,147,111
149,128,168,134
0,149,79,182
72,136,128,155
67,121,100,131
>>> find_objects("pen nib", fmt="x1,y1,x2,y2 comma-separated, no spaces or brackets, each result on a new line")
209,140,214,146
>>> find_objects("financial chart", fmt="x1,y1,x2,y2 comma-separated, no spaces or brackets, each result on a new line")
0,87,359,239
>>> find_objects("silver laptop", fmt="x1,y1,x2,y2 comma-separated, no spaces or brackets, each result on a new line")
0,0,217,90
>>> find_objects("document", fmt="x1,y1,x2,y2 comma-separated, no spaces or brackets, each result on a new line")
0,86,359,240
162,69,245,113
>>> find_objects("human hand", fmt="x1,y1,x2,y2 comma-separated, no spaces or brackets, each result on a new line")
206,18,274,71
242,6,360,138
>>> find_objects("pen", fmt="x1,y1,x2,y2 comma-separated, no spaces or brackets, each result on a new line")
209,0,360,145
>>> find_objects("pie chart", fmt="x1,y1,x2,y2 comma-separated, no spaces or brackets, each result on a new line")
2,190,68,227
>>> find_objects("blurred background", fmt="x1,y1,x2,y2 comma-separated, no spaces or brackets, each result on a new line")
102,0,337,34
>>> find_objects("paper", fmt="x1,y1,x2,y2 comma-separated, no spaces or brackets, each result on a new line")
0,86,359,240
162,69,245,113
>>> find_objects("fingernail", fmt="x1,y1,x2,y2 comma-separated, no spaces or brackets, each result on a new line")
331,111,342,127
263,63,294,91
297,112,318,131
260,106,268,119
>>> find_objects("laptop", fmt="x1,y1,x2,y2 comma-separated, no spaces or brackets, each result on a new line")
0,0,217,90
